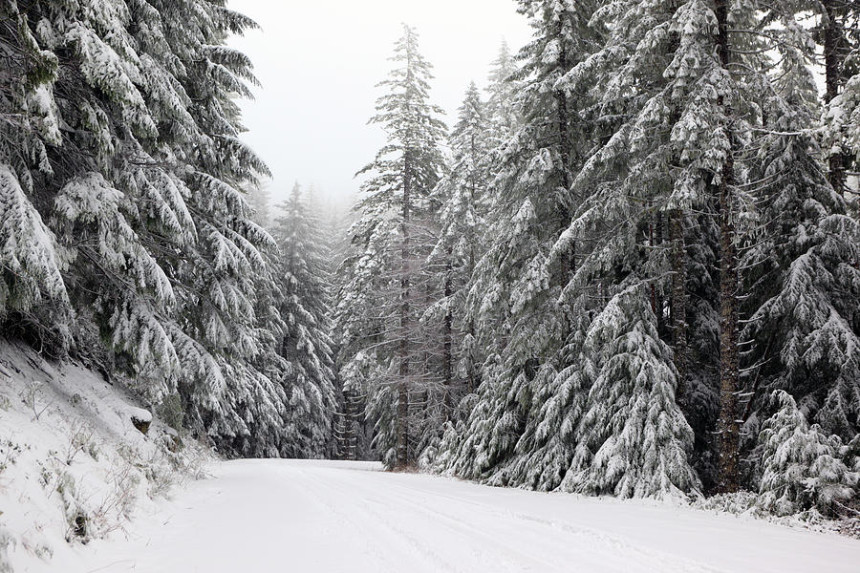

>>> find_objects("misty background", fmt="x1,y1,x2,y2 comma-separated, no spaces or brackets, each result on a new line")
228,0,531,212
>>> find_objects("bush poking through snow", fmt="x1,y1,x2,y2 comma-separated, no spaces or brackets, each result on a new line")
0,341,213,570
0,524,13,573
758,391,859,517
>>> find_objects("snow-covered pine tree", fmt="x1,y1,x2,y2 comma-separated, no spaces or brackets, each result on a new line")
506,0,731,487
741,12,860,459
118,0,293,455
428,82,491,418
537,0,728,490
561,285,700,498
484,41,522,148
269,182,338,458
0,3,71,346
0,0,302,457
758,391,858,516
336,25,447,469
816,0,859,194
444,43,522,408
246,183,273,228
436,0,601,486
563,0,780,493
4,0,189,402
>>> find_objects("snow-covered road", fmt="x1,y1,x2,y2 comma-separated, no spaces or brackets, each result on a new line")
62,460,859,573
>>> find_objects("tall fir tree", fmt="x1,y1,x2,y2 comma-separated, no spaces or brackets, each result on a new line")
428,82,492,418
741,10,860,457
335,25,447,469
436,0,601,485
0,0,316,458
269,183,338,457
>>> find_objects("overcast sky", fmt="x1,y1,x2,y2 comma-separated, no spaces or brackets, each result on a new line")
227,1,532,208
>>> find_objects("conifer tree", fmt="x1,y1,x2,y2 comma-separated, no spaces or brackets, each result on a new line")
817,0,859,194
560,285,700,498
437,0,601,485
428,83,491,416
758,391,858,516
484,41,521,146
336,25,446,469
270,183,338,457
0,0,305,457
741,21,860,453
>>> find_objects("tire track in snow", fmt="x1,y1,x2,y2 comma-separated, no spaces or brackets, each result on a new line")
291,466,466,573
335,471,726,573
312,467,557,572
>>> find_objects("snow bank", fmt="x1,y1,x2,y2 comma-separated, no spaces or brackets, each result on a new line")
0,341,211,572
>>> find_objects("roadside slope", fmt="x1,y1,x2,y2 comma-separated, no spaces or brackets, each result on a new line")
0,342,208,573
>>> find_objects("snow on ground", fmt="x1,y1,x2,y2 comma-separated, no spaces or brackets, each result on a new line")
58,459,860,573
0,342,209,573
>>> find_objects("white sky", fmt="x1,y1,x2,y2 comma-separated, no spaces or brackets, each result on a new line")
227,1,532,208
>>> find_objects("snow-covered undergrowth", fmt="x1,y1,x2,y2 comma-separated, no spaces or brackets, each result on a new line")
693,491,860,539
0,341,211,572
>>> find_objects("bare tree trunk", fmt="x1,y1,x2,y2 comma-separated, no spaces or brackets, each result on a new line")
648,206,658,316
443,250,454,419
397,153,412,469
823,0,846,194
714,0,740,493
555,19,576,284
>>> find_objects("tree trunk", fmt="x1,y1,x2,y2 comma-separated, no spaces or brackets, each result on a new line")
397,153,412,469
443,250,454,419
823,0,845,194
648,207,658,317
669,209,688,405
714,0,740,493
554,18,576,284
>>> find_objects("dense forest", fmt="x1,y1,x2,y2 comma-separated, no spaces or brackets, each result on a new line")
2,0,860,522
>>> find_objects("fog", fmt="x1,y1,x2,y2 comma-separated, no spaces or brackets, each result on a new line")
228,0,531,210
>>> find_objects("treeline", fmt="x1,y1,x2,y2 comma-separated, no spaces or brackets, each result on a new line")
336,1,860,517
0,1,335,458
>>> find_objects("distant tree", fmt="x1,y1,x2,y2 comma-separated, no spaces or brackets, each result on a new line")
270,183,338,457
246,183,273,228
335,25,447,469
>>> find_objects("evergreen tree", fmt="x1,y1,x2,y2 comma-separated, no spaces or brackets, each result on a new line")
758,391,858,516
484,41,521,146
436,0,601,485
560,285,700,498
741,23,860,455
270,183,338,457
246,183,273,228
428,82,492,418
0,0,307,458
817,0,859,194
336,25,446,469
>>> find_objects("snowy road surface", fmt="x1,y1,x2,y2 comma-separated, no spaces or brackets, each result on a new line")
61,460,858,573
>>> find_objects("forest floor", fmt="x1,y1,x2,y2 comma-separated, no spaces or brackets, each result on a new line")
48,459,860,573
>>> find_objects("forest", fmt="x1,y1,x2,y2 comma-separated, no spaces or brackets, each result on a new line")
1,0,859,533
